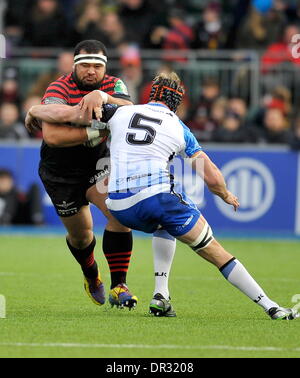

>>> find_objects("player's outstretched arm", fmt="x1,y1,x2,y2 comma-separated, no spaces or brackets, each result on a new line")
191,151,240,211
25,104,90,133
42,122,109,148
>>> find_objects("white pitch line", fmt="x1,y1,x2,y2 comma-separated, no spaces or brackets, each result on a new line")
0,342,299,353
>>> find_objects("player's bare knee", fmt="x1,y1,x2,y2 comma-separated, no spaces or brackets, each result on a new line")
106,215,131,233
189,222,214,253
106,222,130,233
67,230,94,249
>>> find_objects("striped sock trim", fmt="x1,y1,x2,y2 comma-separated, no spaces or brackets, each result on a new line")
105,251,132,272
85,254,95,269
104,252,132,257
110,269,129,273
219,257,237,279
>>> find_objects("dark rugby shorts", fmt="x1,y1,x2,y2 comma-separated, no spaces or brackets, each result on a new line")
39,162,110,218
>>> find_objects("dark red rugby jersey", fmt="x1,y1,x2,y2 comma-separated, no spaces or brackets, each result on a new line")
42,73,131,105
39,73,131,178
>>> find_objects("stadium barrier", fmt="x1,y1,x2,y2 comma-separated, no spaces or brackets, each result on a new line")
0,142,298,237
2,49,261,108
4,48,300,108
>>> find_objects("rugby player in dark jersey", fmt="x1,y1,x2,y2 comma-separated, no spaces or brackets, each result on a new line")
25,40,139,309
27,40,180,317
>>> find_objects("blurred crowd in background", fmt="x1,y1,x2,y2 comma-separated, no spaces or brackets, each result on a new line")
0,168,43,225
1,0,300,148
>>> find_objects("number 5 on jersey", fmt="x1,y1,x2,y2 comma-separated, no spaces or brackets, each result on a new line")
126,113,161,146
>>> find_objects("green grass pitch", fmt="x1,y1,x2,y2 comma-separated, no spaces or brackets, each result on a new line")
0,235,299,358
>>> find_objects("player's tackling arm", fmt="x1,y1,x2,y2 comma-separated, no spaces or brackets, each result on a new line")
42,122,88,148
191,151,240,211
26,80,109,147
26,104,107,148
42,122,108,148
27,104,90,127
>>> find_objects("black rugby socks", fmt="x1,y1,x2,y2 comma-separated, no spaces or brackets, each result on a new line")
102,230,133,289
66,236,99,279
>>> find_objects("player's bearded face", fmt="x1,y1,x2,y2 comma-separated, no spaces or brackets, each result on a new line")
73,63,106,91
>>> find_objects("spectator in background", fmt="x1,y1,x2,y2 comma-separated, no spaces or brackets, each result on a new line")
118,0,161,47
165,0,204,15
0,75,21,107
60,0,82,23
76,2,127,50
267,86,292,118
188,77,222,141
22,0,73,47
4,0,31,46
0,169,43,225
27,52,74,98
119,46,143,104
250,86,293,130
210,97,228,128
188,98,227,142
193,77,221,120
212,111,260,143
100,10,127,49
147,25,169,50
227,97,249,124
236,0,286,49
75,0,105,42
262,108,292,144
275,0,299,23
225,0,251,48
75,0,103,16
0,169,18,225
0,103,28,141
193,1,227,50
188,107,213,142
162,8,194,61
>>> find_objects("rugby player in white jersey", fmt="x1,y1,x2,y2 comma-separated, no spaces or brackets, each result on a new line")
102,72,297,320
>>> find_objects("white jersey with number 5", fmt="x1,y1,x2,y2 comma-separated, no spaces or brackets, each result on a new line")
106,103,202,192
